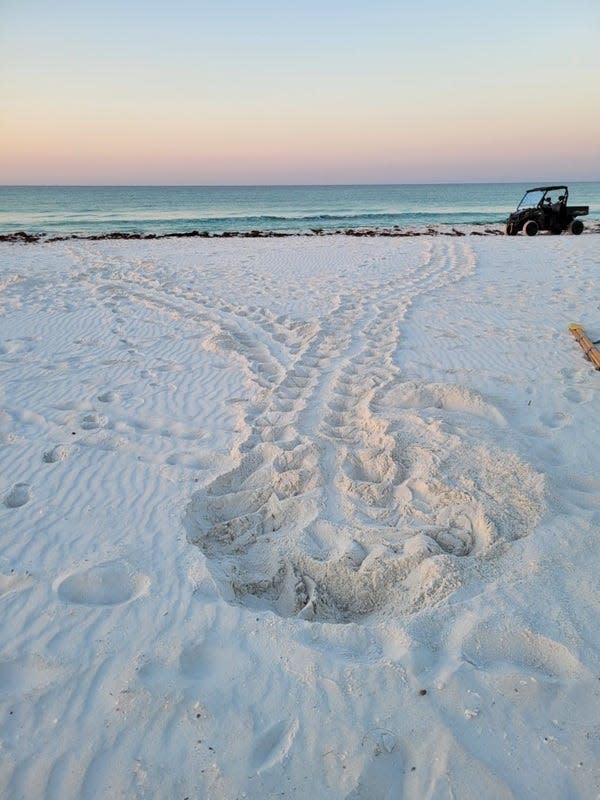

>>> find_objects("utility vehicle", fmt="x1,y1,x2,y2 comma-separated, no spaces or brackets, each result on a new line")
505,186,589,236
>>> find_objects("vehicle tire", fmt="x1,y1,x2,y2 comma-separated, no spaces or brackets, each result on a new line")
524,220,538,236
569,219,584,235
505,222,518,236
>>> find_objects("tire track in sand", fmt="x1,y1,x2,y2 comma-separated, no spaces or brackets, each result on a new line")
185,239,543,622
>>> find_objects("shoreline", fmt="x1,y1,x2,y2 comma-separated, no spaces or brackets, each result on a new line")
2,220,600,243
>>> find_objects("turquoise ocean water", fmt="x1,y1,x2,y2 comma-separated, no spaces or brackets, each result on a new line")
0,184,598,236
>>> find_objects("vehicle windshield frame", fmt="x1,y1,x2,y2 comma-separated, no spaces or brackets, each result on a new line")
517,190,545,210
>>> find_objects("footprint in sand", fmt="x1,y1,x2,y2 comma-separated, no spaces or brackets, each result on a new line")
81,413,108,430
4,483,31,508
461,626,588,679
55,561,150,606
250,717,299,775
563,386,591,405
42,444,71,463
137,638,251,697
97,390,119,403
539,411,572,430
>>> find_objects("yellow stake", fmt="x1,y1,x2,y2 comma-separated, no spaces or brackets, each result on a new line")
568,323,600,370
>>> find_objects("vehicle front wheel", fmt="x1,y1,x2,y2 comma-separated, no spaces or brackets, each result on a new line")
505,222,518,236
524,220,538,236
569,219,584,235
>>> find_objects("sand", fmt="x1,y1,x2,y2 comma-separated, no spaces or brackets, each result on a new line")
0,233,598,798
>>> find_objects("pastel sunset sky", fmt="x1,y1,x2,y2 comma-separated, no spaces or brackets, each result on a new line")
1,0,599,184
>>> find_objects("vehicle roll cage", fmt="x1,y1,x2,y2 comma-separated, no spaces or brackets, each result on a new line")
518,185,569,209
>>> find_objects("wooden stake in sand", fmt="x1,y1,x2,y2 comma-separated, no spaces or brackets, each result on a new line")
568,323,600,370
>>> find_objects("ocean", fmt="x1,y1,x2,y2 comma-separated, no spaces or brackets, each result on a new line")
0,183,598,236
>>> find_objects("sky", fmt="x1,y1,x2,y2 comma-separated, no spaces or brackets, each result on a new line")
1,0,599,184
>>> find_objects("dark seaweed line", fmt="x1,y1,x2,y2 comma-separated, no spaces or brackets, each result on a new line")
0,226,512,244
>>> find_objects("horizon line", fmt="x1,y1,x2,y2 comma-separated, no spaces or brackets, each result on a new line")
2,179,599,189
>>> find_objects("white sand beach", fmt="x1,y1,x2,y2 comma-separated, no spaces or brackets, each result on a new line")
1,233,598,799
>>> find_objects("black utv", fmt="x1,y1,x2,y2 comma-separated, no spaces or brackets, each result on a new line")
506,186,589,236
